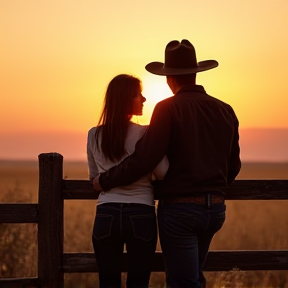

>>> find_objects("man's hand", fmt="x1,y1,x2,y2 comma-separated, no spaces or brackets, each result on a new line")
93,174,103,191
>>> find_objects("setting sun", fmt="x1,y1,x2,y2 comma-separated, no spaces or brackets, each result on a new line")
132,75,173,125
142,75,172,104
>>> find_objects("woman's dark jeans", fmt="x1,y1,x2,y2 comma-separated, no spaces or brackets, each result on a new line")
157,201,226,288
92,202,157,288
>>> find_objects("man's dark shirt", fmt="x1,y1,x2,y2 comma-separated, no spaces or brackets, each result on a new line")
99,84,241,198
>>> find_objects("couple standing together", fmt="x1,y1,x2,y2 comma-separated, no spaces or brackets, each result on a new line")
87,39,241,288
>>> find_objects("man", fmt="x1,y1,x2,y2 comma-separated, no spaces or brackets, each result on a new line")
93,39,241,288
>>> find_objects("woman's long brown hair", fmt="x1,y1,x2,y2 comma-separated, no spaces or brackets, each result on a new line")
96,74,142,162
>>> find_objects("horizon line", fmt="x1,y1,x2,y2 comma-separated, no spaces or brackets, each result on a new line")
1,158,288,164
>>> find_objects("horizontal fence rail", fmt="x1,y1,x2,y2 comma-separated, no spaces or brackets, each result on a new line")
0,152,287,288
61,179,288,200
62,250,288,273
0,203,38,223
0,277,40,288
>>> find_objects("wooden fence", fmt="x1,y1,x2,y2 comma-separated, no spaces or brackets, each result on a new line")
0,152,287,288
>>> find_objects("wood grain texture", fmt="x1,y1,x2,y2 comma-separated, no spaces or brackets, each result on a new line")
0,277,39,288
0,204,38,223
38,153,64,288
62,250,288,272
62,179,288,200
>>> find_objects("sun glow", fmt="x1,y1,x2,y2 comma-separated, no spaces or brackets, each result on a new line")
142,75,172,103
131,75,173,125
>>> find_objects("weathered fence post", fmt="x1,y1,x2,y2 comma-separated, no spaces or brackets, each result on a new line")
38,153,64,288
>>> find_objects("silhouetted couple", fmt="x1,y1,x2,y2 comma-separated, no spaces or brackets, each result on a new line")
87,39,241,288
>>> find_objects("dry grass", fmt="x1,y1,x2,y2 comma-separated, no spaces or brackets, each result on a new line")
0,160,288,287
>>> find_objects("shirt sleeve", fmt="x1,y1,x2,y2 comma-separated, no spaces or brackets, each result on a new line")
87,130,99,181
227,107,241,184
99,101,172,191
152,155,169,180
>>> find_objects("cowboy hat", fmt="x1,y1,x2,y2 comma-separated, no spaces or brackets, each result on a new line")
145,39,218,76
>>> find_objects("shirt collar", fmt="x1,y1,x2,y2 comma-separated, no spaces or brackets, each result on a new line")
176,84,206,96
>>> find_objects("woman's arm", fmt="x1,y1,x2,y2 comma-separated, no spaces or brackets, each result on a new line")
87,130,99,181
152,155,169,180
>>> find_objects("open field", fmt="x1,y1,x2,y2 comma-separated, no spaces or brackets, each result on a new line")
0,161,288,287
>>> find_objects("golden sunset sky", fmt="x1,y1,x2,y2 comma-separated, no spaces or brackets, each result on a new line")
0,0,287,161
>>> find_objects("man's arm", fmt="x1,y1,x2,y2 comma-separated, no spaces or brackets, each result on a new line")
97,101,172,191
228,109,241,184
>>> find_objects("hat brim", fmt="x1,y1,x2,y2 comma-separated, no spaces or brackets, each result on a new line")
145,60,218,76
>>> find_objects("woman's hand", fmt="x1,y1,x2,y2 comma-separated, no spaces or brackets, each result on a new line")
93,174,103,191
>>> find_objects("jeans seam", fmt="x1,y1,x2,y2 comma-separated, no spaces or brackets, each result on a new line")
204,213,210,231
130,214,156,241
120,204,123,238
92,214,114,240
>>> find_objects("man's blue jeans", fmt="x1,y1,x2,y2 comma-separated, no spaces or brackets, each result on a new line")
92,202,157,288
157,201,226,288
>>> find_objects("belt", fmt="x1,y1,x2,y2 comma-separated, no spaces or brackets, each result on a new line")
100,203,152,208
163,194,224,206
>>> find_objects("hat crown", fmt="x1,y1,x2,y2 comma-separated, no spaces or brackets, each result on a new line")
164,39,197,69
145,39,218,76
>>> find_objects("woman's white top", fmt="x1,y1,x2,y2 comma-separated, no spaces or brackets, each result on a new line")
87,122,169,206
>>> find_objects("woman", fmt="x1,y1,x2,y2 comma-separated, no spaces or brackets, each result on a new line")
87,74,169,288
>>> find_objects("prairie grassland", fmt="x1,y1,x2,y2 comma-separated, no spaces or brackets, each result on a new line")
0,161,287,287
